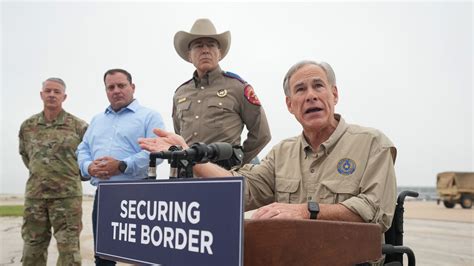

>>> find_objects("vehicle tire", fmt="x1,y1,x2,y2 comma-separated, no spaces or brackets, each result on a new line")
460,195,472,209
443,201,455,208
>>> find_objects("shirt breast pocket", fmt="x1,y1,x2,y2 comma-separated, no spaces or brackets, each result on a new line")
319,179,359,204
275,178,300,203
177,101,192,130
207,99,234,128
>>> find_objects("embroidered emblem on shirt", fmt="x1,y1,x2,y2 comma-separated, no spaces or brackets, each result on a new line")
217,89,228,97
337,158,356,175
244,85,261,106
178,97,187,103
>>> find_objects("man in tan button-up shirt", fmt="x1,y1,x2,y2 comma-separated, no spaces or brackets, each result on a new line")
140,60,397,233
172,18,271,170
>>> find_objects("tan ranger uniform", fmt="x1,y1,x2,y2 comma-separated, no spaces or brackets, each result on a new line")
173,66,271,165
233,114,397,232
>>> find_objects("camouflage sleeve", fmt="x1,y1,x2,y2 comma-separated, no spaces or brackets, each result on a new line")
78,120,88,139
18,126,29,168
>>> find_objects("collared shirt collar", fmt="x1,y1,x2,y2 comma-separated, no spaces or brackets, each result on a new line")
105,99,139,114
192,65,222,88
37,109,66,125
301,113,347,157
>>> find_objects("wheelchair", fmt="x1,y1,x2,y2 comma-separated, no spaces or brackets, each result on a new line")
382,190,419,266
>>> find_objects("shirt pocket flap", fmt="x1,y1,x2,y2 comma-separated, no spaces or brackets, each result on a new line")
321,179,359,194
177,101,191,112
276,178,300,193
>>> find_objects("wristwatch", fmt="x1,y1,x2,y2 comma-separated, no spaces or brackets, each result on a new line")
118,161,127,173
307,201,320,220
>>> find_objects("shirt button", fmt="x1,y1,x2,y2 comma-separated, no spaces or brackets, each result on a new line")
200,86,205,90
197,100,201,103
310,169,315,173
218,102,222,106
193,132,198,136
195,115,199,119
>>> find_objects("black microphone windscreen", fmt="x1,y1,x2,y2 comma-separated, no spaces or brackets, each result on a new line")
208,142,233,161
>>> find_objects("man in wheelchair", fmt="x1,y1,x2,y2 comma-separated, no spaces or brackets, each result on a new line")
140,60,402,265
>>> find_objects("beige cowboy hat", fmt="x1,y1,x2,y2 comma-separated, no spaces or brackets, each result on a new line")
174,18,231,62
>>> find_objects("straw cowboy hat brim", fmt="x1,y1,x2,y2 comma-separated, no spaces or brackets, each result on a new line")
174,19,231,62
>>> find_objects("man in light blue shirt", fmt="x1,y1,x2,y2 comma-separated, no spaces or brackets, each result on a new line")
76,68,165,266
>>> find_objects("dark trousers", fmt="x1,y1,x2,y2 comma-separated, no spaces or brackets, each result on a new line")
92,190,116,266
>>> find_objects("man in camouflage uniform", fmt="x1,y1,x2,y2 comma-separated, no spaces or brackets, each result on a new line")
172,18,271,170
19,77,88,266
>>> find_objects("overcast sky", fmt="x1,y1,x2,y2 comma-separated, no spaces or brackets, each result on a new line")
1,1,472,195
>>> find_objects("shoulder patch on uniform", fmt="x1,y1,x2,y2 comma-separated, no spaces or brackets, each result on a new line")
174,78,193,93
244,85,261,106
223,71,246,84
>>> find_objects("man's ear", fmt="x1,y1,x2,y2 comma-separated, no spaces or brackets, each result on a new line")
332,85,339,105
286,96,294,114
62,93,67,102
187,51,192,62
131,83,136,92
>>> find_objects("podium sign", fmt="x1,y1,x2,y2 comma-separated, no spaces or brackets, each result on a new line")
96,177,244,266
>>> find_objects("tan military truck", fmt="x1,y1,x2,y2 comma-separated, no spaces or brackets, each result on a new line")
436,172,474,209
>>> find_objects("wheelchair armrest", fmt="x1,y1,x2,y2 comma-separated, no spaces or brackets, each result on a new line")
397,191,419,205
382,244,416,266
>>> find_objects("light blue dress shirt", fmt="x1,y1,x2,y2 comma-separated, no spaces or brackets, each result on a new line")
77,99,165,186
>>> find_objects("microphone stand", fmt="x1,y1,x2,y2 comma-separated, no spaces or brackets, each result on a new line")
148,145,195,179
148,142,232,179
169,146,194,179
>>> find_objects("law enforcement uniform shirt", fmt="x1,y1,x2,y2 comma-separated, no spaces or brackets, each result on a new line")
233,114,397,232
172,66,271,164
19,110,88,199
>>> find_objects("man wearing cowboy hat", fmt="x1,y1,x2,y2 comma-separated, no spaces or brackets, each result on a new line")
172,18,271,171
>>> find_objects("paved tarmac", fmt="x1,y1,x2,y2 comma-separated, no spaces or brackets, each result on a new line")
1,196,472,266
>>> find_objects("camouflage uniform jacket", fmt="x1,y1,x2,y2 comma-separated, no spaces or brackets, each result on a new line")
19,110,88,199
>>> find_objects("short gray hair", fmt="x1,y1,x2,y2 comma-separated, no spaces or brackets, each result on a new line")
43,77,66,91
282,60,336,96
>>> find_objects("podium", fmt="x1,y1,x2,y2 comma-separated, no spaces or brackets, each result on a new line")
95,178,245,265
244,219,381,266
95,179,382,265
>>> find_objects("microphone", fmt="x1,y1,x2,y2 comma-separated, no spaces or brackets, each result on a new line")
151,142,234,164
148,142,233,179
